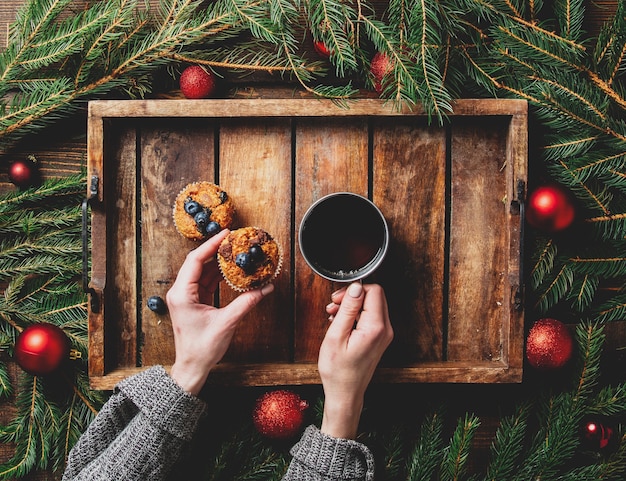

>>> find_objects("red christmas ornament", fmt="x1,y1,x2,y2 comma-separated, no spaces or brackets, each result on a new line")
313,40,331,58
253,389,309,440
526,184,576,233
14,323,70,375
370,52,392,93
179,65,217,99
581,418,614,450
8,157,39,189
526,318,574,370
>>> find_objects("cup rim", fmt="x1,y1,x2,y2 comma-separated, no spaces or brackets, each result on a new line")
298,192,389,282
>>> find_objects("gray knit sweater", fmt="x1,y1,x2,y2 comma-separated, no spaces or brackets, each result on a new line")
62,366,375,481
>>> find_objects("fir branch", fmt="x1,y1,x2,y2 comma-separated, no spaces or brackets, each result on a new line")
0,363,11,399
483,404,530,481
530,237,557,290
572,322,605,400
566,274,600,312
594,292,626,323
534,262,575,312
440,413,480,481
406,410,445,481
0,376,57,479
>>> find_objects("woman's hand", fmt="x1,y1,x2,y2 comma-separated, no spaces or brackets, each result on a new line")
318,282,393,439
166,229,274,395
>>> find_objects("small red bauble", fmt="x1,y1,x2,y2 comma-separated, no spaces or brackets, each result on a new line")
8,158,39,189
526,184,576,233
179,65,217,99
370,52,392,93
581,419,614,450
526,318,574,370
313,40,331,58
14,323,70,375
253,389,309,440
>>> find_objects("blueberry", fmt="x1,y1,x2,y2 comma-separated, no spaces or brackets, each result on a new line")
194,211,209,229
249,245,265,261
205,221,221,236
184,200,202,215
235,252,255,274
147,296,166,314
219,191,228,203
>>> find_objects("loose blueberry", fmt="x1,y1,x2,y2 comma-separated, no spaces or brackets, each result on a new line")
184,200,202,215
205,221,221,236
236,252,255,274
219,191,228,203
194,211,209,230
147,296,167,314
249,245,265,261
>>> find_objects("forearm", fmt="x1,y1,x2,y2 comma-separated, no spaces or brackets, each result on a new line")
62,366,206,481
283,425,375,481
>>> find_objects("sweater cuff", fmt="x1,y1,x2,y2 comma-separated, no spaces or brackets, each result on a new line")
116,365,207,441
289,425,375,480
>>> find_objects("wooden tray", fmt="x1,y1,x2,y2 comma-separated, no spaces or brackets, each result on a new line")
86,98,527,389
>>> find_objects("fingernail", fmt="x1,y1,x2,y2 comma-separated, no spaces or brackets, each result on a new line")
326,302,336,310
331,289,342,299
348,282,363,298
261,283,275,295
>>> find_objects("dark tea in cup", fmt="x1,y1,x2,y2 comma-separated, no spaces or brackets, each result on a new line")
298,192,389,282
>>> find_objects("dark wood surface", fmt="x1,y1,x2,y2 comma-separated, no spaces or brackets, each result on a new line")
1,1,624,480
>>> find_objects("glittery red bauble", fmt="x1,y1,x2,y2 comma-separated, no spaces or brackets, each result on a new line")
179,65,216,99
253,389,309,440
14,323,70,375
8,158,39,188
526,318,574,370
526,185,576,233
582,419,614,450
370,52,392,93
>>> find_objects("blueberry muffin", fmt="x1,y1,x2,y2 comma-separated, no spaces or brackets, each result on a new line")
217,227,282,291
173,182,234,241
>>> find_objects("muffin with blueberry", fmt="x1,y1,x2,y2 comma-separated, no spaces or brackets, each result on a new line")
217,227,282,291
173,182,235,241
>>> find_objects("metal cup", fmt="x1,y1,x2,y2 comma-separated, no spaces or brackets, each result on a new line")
298,192,389,282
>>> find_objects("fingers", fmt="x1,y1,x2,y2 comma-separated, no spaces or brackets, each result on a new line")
219,283,275,325
325,282,364,337
175,229,230,286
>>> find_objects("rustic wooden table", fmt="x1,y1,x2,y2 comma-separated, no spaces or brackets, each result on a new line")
1,1,624,480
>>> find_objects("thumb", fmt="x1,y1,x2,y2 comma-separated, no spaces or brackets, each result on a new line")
220,283,275,322
328,282,364,335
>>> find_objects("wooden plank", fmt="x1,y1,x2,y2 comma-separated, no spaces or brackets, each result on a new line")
294,118,369,362
87,110,106,378
140,119,216,366
447,117,509,361
372,119,447,364
104,123,138,370
218,118,293,363
88,99,529,119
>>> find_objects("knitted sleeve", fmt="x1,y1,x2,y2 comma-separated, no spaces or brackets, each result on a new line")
282,425,375,481
62,366,207,481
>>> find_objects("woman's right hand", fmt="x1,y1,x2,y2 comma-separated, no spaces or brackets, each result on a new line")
318,282,393,439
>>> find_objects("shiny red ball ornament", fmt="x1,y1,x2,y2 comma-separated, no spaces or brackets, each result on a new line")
179,65,216,99
526,184,576,233
582,419,614,450
526,318,574,370
14,323,70,375
8,158,39,189
253,389,309,440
